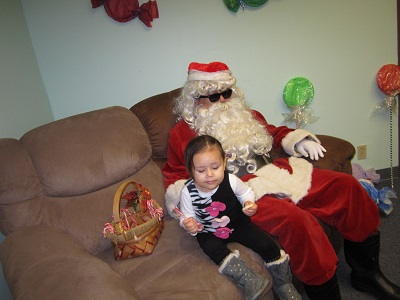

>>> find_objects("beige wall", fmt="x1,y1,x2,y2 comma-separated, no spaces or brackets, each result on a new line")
0,0,53,139
4,0,399,170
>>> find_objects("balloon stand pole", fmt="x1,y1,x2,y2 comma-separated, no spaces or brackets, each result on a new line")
376,65,399,190
389,107,394,189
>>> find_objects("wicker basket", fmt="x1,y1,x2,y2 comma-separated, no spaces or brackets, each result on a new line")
103,181,164,260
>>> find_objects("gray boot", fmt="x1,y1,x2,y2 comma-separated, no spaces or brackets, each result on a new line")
265,250,302,300
219,250,270,300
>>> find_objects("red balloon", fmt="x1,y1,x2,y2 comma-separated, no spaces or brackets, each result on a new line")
376,64,400,95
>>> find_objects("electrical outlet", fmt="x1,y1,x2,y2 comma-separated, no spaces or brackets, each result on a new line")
357,145,367,160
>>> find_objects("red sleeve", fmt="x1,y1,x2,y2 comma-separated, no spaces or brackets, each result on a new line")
251,110,294,149
162,121,196,189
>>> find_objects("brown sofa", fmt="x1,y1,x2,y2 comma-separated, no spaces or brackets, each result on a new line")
0,88,355,300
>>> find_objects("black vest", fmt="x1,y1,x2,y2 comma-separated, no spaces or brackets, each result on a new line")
186,171,250,232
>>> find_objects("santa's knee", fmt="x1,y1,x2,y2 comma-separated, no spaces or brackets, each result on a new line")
275,203,319,237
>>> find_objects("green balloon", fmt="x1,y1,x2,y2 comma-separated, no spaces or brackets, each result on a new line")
223,0,268,12
224,0,241,13
283,77,314,108
243,0,269,7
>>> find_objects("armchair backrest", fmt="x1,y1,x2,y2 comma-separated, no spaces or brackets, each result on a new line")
130,88,181,168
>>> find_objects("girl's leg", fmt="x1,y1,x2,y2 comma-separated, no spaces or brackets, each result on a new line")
232,222,301,300
229,222,280,263
196,233,269,299
196,232,230,265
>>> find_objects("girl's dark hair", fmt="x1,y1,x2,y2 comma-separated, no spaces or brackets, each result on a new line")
184,135,225,175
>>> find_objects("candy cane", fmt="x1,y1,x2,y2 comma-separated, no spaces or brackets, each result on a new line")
172,207,186,219
103,223,116,238
147,199,156,218
155,207,164,220
147,199,164,220
173,207,204,231
121,208,137,229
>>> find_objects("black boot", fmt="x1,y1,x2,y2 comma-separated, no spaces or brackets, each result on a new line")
344,231,400,300
303,274,341,300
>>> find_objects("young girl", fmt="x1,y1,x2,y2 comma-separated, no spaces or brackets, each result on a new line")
179,135,301,300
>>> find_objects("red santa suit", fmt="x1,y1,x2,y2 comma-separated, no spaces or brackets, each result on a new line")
162,110,380,285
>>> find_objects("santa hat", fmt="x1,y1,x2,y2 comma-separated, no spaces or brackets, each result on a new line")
187,62,233,81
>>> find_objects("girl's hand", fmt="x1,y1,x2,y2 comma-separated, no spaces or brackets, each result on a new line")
242,201,257,217
183,217,201,234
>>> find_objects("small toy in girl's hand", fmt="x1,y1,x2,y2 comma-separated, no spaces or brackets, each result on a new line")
242,202,258,217
242,203,254,212
358,179,396,215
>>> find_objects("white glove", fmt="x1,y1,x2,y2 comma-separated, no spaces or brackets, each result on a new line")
296,139,326,160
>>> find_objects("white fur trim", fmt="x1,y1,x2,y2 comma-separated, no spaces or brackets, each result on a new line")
247,157,313,205
265,250,289,266
165,179,187,219
281,129,320,157
187,70,233,81
218,249,240,274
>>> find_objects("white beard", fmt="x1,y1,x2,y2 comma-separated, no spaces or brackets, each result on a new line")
192,98,273,174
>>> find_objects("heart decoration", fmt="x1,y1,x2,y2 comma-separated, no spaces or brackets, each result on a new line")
211,215,231,228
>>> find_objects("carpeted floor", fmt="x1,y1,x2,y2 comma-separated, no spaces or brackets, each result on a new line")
334,176,400,300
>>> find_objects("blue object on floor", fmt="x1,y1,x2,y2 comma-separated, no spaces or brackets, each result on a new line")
359,179,396,215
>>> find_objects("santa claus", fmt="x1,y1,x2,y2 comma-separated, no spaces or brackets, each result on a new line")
162,61,400,300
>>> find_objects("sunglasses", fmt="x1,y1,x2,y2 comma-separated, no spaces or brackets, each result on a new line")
197,89,233,102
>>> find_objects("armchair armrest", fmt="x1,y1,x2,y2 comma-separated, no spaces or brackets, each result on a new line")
309,135,355,174
0,225,138,300
270,134,355,174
